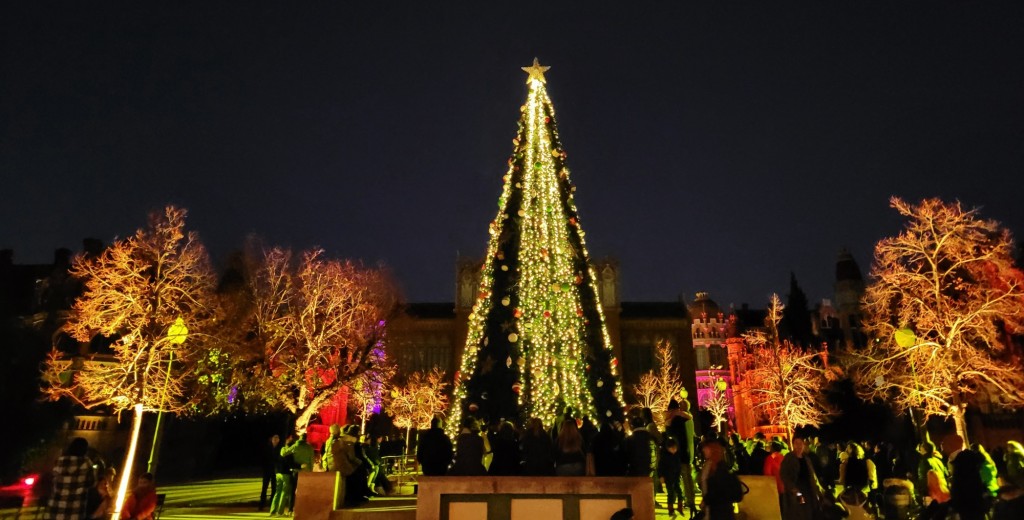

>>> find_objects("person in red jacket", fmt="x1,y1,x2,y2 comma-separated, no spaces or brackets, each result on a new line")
764,440,786,511
120,473,157,520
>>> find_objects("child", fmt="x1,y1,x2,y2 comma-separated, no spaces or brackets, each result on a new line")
659,437,684,516
120,473,157,520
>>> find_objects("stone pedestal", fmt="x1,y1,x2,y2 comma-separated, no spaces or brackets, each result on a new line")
417,476,653,520
295,471,344,520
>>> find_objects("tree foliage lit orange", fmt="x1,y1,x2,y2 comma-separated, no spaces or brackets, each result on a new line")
742,294,833,440
41,206,216,414
388,368,449,432
238,247,400,433
852,197,1024,443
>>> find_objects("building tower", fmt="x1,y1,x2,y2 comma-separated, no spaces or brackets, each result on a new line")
689,292,733,429
834,248,867,349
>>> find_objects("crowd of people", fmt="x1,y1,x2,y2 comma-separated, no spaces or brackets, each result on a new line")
46,437,157,520
722,431,1024,520
415,399,702,517
413,406,1024,520
259,426,397,515
257,407,1024,520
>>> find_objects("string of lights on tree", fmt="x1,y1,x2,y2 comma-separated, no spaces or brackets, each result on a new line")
449,59,625,433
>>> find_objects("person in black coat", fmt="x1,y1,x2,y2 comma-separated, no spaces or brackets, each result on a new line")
520,417,555,476
748,439,770,476
259,434,281,511
488,421,521,476
623,415,657,478
659,437,685,516
666,398,697,512
449,417,487,476
592,420,627,476
416,417,453,476
700,437,738,520
949,448,994,520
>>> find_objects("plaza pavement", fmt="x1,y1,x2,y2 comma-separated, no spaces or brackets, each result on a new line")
1,477,697,519
155,477,696,520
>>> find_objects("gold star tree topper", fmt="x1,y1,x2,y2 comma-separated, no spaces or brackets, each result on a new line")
522,57,550,84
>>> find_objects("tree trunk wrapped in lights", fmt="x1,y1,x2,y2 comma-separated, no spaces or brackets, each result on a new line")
449,59,625,432
851,197,1024,444
41,206,217,518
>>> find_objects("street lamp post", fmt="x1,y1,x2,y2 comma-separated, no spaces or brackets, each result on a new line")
147,317,188,475
894,327,923,440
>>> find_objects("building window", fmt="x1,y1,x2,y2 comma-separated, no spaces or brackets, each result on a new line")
708,345,728,368
695,347,709,370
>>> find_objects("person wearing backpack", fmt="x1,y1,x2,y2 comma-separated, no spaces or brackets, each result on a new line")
699,436,743,520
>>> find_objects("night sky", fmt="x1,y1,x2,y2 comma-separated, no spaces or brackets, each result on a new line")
3,2,1022,309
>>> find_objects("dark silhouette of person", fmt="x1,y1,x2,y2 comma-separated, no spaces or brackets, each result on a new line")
259,434,281,511
416,417,453,476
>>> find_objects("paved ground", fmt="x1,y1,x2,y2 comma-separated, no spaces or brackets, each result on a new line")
2,477,699,519
161,478,697,520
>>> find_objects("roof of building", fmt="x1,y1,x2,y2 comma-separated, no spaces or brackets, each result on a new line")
619,301,687,319
688,291,722,319
731,306,768,331
403,302,456,319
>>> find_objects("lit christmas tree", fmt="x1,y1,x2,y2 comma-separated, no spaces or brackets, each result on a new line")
450,59,625,430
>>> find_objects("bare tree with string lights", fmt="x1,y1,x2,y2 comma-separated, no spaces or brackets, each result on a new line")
850,197,1024,444
41,206,217,518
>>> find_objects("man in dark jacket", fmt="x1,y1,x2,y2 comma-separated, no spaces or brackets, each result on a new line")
417,417,453,476
592,420,626,476
623,416,657,478
259,434,281,511
779,435,823,520
666,398,697,513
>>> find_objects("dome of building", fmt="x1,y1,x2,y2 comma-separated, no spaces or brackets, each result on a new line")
689,291,722,320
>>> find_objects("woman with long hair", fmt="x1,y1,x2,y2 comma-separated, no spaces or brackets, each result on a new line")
554,418,586,476
520,417,555,475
